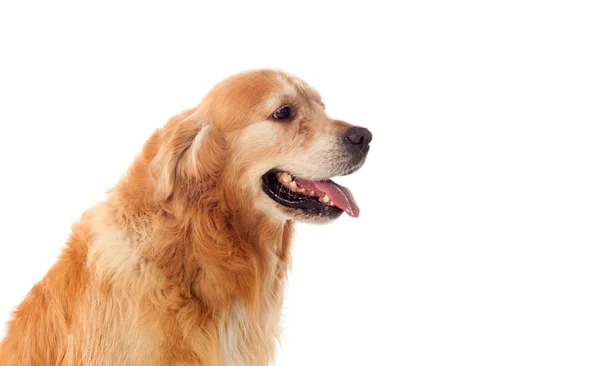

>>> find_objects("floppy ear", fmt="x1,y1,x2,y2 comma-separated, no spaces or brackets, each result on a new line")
150,109,226,201
150,109,205,200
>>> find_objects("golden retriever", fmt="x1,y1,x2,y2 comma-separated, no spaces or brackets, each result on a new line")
0,69,372,365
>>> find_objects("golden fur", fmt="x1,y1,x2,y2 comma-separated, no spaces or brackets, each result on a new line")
0,69,366,365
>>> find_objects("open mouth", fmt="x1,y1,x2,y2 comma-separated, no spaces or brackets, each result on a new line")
261,170,360,218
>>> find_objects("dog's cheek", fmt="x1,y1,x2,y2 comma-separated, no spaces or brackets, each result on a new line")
236,122,280,151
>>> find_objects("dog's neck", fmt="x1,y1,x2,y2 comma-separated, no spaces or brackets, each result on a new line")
107,153,294,312
82,147,294,365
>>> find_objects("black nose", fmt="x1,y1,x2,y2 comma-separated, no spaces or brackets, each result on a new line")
344,126,372,147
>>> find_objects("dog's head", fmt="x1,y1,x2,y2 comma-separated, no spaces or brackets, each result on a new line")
151,70,371,223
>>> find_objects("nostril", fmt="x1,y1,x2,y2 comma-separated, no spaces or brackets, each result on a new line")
346,134,364,145
344,126,372,146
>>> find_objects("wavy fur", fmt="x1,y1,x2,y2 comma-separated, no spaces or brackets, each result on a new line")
0,69,359,365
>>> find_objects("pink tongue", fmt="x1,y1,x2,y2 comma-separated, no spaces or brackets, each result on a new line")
295,178,360,218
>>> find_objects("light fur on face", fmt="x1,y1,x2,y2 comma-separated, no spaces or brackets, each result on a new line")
0,69,365,365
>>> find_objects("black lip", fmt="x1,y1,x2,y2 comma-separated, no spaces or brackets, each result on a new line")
261,170,343,219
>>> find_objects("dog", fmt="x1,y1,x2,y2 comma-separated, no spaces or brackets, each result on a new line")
0,69,372,365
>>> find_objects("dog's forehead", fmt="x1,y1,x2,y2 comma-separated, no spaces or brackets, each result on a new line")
277,72,320,97
200,70,321,131
263,72,323,112
233,70,322,109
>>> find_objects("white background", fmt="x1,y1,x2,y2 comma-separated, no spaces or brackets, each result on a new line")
1,1,599,365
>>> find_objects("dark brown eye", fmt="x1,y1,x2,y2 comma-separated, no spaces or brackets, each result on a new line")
272,105,292,121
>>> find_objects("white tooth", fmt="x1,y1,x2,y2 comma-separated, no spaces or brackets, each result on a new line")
321,194,330,203
281,172,292,183
310,190,316,196
288,181,298,191
329,201,335,206
298,188,306,193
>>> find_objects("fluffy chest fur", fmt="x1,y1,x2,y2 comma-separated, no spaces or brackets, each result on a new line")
82,200,289,365
218,291,283,365
215,235,288,366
